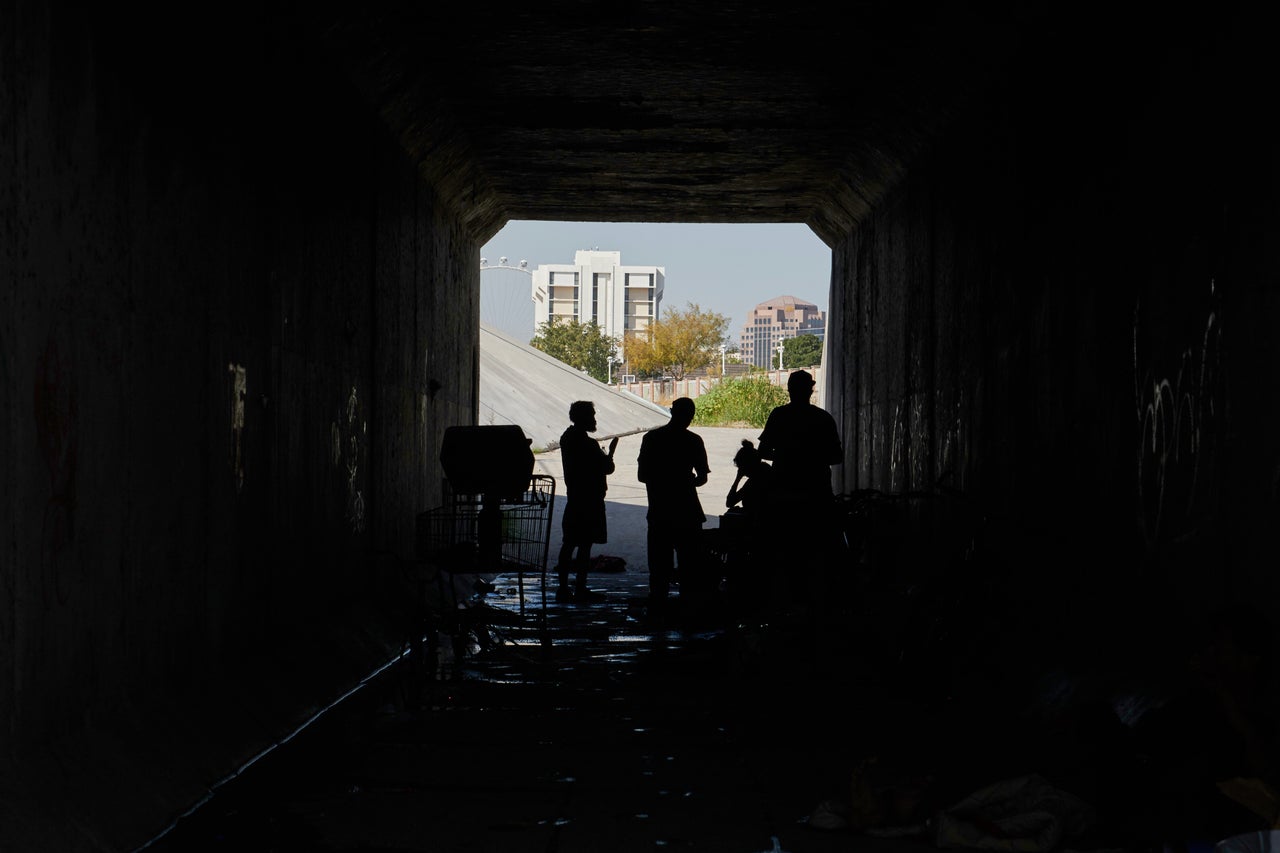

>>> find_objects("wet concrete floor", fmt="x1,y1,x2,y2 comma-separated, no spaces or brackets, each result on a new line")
137,427,1262,851
138,561,968,853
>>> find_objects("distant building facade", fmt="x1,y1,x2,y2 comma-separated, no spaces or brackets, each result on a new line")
531,250,664,350
738,295,826,368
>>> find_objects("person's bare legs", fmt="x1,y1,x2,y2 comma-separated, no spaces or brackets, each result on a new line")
573,544,601,601
557,542,600,602
557,541,578,600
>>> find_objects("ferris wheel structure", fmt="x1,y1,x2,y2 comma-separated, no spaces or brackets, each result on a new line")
479,256,536,343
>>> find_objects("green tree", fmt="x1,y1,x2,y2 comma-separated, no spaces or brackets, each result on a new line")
783,333,823,368
625,303,729,380
530,317,619,382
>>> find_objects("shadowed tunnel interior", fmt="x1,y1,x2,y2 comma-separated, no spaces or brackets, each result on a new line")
3,1,1279,850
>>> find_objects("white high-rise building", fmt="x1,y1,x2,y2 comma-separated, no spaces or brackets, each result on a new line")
531,250,664,350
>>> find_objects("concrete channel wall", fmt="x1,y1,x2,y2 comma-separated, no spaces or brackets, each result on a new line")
827,22,1278,644
2,12,479,849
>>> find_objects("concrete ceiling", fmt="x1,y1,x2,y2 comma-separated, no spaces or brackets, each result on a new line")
313,2,1046,245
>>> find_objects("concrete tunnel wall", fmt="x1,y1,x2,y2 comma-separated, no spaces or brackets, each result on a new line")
827,10,1279,668
3,3,1280,851
2,8,479,849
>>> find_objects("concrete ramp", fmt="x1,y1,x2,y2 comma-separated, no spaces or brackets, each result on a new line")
479,323,670,451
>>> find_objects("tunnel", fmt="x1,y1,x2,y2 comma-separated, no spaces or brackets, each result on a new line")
3,1,1278,849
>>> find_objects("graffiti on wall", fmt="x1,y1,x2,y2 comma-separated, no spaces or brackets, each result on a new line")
331,385,366,533
34,329,78,608
1133,280,1223,558
888,399,908,492
936,391,964,492
228,364,247,492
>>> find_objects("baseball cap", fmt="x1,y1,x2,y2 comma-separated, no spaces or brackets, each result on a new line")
787,369,815,390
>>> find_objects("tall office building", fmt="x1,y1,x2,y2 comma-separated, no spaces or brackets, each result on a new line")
739,295,826,368
531,250,664,349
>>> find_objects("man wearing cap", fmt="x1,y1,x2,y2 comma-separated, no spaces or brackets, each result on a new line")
757,369,843,616
758,369,843,508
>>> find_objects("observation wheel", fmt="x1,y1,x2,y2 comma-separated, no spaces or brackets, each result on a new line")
480,257,535,343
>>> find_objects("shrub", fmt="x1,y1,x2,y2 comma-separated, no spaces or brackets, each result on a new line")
691,377,788,428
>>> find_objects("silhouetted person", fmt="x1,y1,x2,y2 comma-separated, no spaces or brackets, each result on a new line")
637,397,710,620
758,369,842,509
757,369,843,613
556,400,618,603
726,439,776,515
723,438,778,617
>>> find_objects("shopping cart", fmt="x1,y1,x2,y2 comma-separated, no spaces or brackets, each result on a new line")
408,425,558,669
415,474,556,619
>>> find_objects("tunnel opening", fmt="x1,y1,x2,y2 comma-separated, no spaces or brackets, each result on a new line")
478,219,834,408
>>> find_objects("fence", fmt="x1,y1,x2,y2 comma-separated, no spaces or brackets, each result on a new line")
617,366,826,408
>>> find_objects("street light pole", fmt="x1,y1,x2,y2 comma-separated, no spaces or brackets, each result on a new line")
719,343,726,377
776,341,785,372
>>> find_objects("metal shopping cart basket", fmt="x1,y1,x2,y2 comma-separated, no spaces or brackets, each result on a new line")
416,425,557,656
416,475,555,607
417,459,557,651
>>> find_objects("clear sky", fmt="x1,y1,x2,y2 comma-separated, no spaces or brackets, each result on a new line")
479,220,832,342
